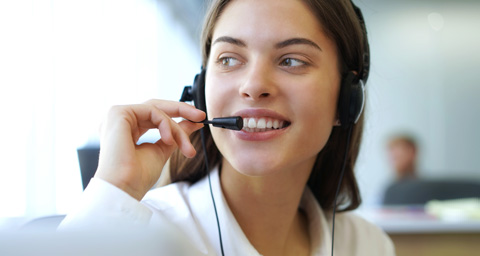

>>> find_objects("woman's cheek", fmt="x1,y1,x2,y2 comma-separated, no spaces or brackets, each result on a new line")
205,76,224,118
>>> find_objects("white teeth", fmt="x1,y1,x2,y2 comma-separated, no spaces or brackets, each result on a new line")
242,117,288,131
266,120,273,128
248,118,256,128
257,118,266,129
273,120,279,129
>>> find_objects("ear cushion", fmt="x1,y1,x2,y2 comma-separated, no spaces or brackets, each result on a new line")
338,72,365,127
192,69,207,112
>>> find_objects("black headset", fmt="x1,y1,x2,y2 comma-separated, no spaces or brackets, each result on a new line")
180,64,367,129
180,3,369,127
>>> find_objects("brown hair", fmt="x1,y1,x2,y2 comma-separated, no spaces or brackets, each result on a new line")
170,0,366,212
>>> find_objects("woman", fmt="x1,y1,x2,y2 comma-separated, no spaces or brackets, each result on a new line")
61,0,394,255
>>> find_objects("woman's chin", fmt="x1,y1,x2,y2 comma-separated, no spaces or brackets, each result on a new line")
223,157,286,177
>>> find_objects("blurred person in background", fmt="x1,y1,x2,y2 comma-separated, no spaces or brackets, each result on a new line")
382,133,424,205
387,134,418,181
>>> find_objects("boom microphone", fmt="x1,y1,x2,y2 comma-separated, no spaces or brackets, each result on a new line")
193,116,243,131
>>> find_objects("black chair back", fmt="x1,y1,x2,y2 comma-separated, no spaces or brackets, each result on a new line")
77,147,100,190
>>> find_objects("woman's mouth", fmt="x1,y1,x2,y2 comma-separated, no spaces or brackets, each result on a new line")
231,109,291,140
242,117,291,132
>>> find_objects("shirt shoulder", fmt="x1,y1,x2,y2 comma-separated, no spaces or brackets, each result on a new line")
332,212,396,256
140,180,214,255
142,181,192,212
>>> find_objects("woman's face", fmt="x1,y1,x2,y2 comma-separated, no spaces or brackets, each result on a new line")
205,0,340,176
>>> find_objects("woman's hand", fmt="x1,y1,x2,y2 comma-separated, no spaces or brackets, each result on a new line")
95,99,205,200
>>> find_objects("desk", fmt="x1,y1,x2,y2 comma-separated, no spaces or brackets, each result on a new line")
358,207,480,256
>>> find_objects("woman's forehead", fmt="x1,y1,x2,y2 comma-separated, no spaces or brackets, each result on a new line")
211,0,327,46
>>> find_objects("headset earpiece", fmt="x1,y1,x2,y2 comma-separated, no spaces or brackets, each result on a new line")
338,71,366,127
180,68,207,113
193,69,207,112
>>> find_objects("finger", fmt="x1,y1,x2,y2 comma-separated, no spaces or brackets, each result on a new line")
170,123,197,158
144,99,206,122
158,117,201,158
129,102,203,130
153,120,203,159
136,117,202,145
105,104,199,148
144,105,201,149
122,104,176,146
156,112,176,146
178,120,204,135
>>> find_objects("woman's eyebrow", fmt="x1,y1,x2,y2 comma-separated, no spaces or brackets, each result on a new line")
212,36,247,47
212,36,321,52
275,38,322,51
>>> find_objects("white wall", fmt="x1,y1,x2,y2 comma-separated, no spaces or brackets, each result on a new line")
355,0,480,206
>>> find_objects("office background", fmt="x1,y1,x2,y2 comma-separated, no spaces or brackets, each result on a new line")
0,0,479,220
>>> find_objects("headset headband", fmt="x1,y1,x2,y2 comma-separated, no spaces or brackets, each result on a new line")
350,1,370,84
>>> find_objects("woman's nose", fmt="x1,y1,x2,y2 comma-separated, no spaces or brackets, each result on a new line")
239,60,277,101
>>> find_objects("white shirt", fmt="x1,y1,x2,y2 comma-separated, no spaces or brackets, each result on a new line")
60,167,395,256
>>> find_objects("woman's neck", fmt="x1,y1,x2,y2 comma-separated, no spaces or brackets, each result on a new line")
220,158,315,256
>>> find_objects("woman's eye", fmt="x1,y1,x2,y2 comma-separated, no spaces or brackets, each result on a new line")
218,57,241,67
280,58,306,67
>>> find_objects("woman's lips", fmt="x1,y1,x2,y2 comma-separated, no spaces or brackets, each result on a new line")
234,125,290,141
